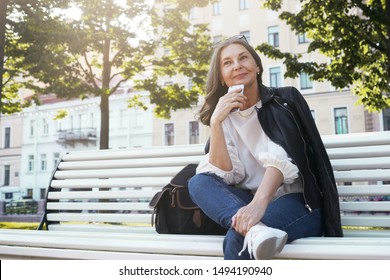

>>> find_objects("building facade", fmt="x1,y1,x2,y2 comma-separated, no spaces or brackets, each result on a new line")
1,89,153,202
152,0,388,146
0,114,23,201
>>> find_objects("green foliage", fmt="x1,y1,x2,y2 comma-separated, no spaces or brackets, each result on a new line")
136,0,213,119
0,222,39,230
52,108,68,120
5,0,155,148
4,0,214,148
127,94,148,111
259,0,390,112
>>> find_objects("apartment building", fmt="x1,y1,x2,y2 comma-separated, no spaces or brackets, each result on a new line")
0,114,23,201
152,0,388,146
1,89,153,201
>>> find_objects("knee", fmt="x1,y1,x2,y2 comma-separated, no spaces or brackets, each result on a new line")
188,173,208,197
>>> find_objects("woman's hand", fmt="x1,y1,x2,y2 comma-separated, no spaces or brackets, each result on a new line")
210,89,247,125
232,167,284,236
231,202,266,236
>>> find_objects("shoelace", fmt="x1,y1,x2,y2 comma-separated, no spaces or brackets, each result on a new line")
238,229,255,259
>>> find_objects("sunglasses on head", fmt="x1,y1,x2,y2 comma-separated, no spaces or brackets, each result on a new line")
212,34,249,48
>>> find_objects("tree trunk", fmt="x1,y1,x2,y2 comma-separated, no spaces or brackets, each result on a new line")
99,93,109,149
0,0,9,118
99,31,112,150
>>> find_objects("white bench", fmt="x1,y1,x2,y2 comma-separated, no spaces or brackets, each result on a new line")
0,131,389,259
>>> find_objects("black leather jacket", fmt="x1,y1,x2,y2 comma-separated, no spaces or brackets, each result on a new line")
257,85,343,237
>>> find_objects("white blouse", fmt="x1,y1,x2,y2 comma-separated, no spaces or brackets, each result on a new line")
197,100,303,199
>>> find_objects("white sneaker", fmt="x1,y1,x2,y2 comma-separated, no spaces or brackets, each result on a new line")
238,224,288,259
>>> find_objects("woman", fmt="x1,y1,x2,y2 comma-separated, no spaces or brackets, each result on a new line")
188,35,343,260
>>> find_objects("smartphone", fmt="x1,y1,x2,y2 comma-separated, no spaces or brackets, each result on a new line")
228,84,244,112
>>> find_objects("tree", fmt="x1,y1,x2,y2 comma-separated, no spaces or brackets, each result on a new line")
258,0,390,112
0,0,7,117
10,0,154,149
136,0,212,119
5,0,213,148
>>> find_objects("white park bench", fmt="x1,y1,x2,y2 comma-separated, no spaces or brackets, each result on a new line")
0,131,389,259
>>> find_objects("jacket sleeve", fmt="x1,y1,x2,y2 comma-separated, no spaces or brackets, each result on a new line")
288,87,343,237
288,87,335,182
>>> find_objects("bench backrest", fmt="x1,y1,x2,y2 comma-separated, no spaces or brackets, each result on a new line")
39,131,390,232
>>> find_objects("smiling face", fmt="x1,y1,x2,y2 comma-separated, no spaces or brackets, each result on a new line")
219,43,260,89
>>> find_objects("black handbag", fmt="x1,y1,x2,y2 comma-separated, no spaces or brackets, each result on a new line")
149,164,227,235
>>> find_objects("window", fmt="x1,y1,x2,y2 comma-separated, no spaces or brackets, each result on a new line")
240,31,250,44
187,78,193,90
5,193,13,200
4,127,10,148
239,0,250,10
28,155,34,172
40,188,47,199
300,72,313,89
334,107,349,134
298,33,310,44
189,121,199,144
213,1,222,15
90,113,95,128
383,108,390,131
4,165,10,186
53,153,60,169
70,115,74,131
120,109,128,129
30,120,35,137
27,188,33,198
164,123,174,146
268,26,279,47
40,154,47,171
42,119,49,135
269,67,281,87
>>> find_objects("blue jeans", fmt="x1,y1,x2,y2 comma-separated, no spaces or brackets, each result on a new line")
188,173,323,260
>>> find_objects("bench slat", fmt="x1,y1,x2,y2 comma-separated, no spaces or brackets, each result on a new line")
50,177,171,189
47,190,157,200
46,202,151,211
322,131,390,148
0,231,223,257
326,145,390,159
58,156,202,170
331,157,390,170
0,245,218,260
341,215,390,227
337,185,390,196
334,170,390,182
46,213,151,224
54,166,183,179
278,243,390,259
61,144,205,161
339,201,390,212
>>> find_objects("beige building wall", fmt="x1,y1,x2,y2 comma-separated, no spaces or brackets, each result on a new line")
0,114,23,200
152,0,374,146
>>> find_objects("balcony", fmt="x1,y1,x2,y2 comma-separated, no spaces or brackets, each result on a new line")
57,128,97,147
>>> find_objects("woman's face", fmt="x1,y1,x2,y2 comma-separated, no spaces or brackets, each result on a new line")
219,43,260,88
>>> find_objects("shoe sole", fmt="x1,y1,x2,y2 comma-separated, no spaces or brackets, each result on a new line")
254,233,288,260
